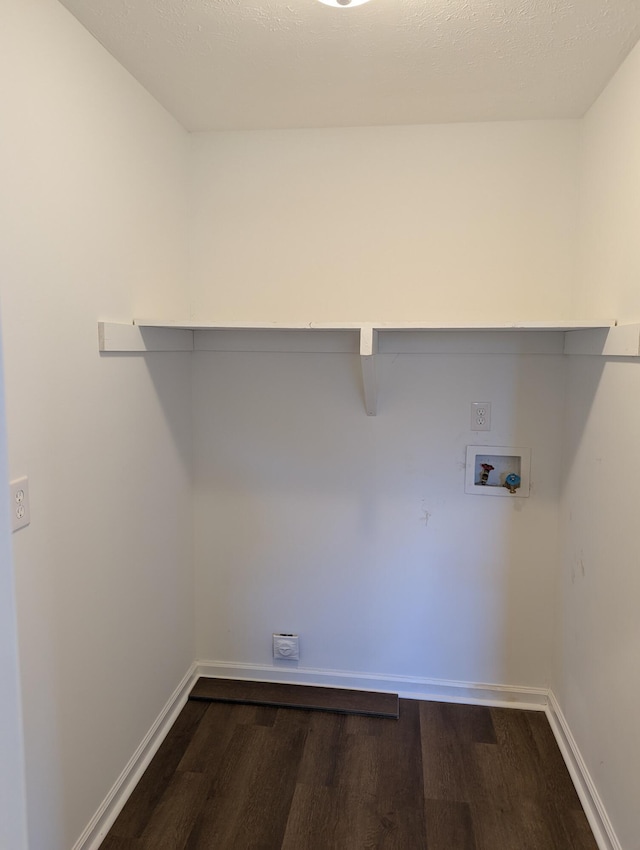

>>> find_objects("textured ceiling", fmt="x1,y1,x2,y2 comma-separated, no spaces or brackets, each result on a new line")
57,0,640,131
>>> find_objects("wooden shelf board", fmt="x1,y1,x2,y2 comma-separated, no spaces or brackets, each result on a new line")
134,318,615,332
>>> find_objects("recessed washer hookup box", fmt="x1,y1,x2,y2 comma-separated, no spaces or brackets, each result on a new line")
465,445,531,497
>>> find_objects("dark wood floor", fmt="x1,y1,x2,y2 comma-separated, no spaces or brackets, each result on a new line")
100,698,598,850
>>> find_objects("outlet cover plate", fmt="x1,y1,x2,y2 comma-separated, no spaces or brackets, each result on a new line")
471,402,491,431
10,476,30,531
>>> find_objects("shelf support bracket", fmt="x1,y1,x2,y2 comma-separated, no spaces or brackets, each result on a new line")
360,326,379,416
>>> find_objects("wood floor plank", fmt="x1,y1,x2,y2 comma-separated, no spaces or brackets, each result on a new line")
283,699,427,848
525,712,599,850
424,799,477,850
342,710,388,737
504,797,561,850
108,700,208,840
468,740,511,808
331,700,425,806
568,809,602,850
490,707,546,800
98,838,143,850
468,800,519,850
454,702,497,744
282,784,426,850
374,699,425,806
291,709,346,788
189,677,399,718
138,772,209,850
420,701,477,803
183,722,306,849
176,702,238,774
526,710,584,809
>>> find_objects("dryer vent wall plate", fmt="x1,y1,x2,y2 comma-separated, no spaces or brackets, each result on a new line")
465,446,531,497
273,633,300,660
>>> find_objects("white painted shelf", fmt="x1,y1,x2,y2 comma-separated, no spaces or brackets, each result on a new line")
98,318,634,416
134,318,614,332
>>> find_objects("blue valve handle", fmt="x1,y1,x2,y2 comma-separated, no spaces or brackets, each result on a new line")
505,473,521,493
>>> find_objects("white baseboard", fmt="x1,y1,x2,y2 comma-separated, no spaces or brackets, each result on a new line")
72,662,199,850
194,659,549,710
545,691,621,850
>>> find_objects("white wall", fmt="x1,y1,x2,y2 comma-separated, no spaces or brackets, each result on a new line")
190,122,579,323
0,1,194,848
556,40,640,850
189,121,580,691
194,346,565,690
0,308,28,850
575,41,640,323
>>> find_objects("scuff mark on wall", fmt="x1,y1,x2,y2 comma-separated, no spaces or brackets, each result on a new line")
571,550,586,584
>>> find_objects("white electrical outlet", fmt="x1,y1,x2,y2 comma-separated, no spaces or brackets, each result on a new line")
471,402,491,431
273,633,299,661
10,476,30,532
